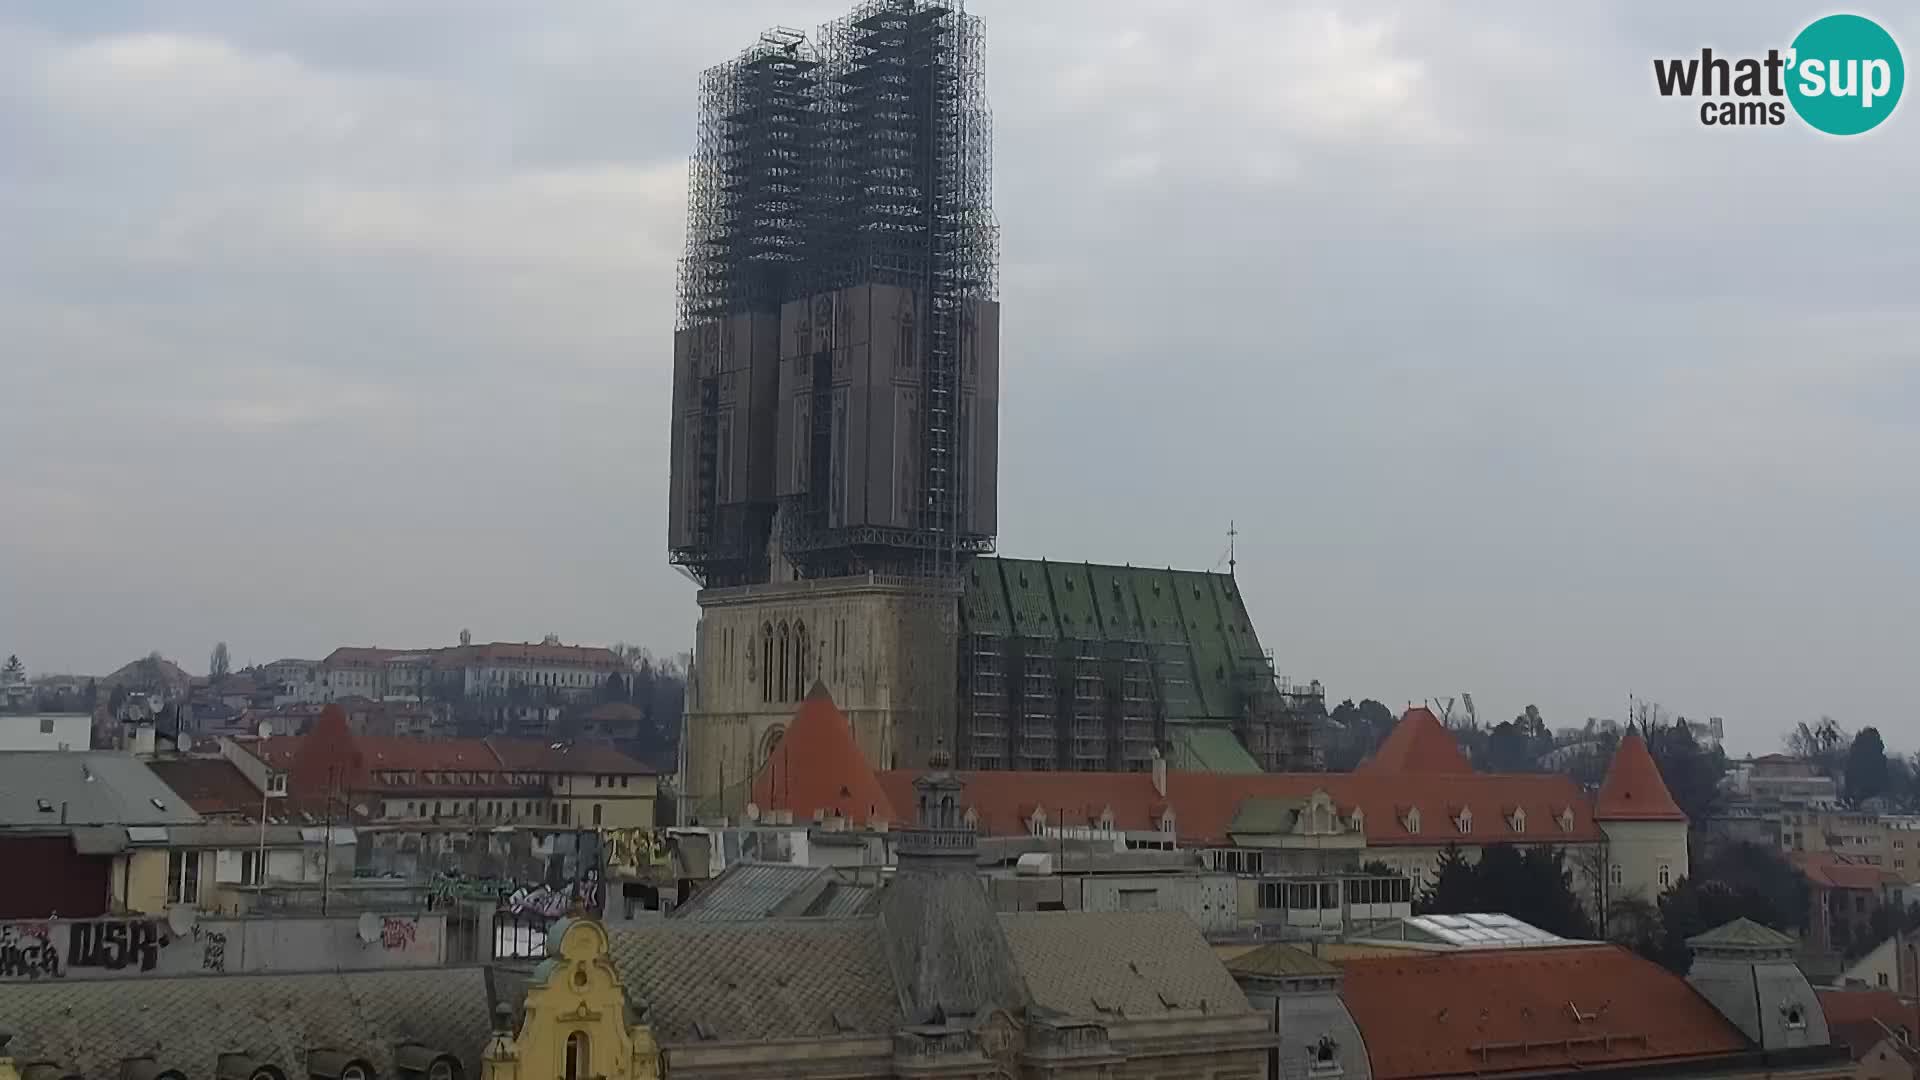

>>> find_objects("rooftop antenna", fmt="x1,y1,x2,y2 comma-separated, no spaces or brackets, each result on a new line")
1228,520,1237,576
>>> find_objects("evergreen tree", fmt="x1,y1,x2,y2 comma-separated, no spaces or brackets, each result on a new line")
1417,842,1595,940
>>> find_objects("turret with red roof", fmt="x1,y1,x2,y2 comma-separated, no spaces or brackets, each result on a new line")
1593,727,1691,901
751,682,895,827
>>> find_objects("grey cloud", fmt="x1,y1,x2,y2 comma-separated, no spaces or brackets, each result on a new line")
2,2,1915,752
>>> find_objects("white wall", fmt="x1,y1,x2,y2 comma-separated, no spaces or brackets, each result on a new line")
0,714,92,751
1601,819,1690,902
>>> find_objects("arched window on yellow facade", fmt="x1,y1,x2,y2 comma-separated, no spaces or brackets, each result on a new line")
564,1032,590,1080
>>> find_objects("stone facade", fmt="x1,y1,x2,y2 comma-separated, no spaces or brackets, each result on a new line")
684,575,958,817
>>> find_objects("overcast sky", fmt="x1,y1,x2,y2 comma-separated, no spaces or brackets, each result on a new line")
3,2,1915,755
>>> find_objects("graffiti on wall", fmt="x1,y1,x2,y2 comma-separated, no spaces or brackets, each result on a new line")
380,916,417,951
428,874,514,906
0,923,61,979
504,871,602,918
0,919,165,979
192,924,228,973
604,829,670,874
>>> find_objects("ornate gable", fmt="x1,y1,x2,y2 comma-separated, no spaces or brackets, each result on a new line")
483,919,659,1080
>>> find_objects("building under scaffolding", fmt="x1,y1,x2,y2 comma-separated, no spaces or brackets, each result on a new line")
670,5,1322,819
668,1,999,587
958,559,1325,774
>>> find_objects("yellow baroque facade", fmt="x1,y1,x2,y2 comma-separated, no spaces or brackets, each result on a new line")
482,918,660,1080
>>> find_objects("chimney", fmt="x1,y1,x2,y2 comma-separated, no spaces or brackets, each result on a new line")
132,722,156,757
1150,747,1166,798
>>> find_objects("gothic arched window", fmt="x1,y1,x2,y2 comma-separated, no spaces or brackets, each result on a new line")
777,622,791,703
761,623,774,703
796,621,811,697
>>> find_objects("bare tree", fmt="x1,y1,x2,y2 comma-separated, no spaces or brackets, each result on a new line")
209,641,231,682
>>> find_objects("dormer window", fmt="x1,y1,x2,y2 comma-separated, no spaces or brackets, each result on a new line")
1783,1003,1807,1031
1098,807,1115,832
963,806,979,828
1558,807,1575,833
1456,808,1473,835
1349,807,1365,832
1404,807,1421,835
1028,809,1046,837
1159,807,1177,833
1509,808,1526,834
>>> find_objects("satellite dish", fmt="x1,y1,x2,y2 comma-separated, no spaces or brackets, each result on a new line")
356,911,380,944
745,802,761,823
166,906,196,937
257,719,273,739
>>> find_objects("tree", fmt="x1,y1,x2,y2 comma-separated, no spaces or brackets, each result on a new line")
209,642,231,682
1418,844,1480,914
1619,840,1809,973
1416,842,1595,940
1846,727,1890,805
1326,698,1398,771
1787,717,1850,776
1,654,23,682
1641,710,1726,827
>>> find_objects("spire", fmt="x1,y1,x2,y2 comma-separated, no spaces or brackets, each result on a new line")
1357,706,1473,775
1594,731,1687,821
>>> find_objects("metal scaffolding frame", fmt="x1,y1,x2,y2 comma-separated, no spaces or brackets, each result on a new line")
675,1,997,585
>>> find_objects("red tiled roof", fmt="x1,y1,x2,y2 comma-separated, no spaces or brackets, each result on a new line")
321,647,400,669
1358,707,1472,775
878,770,1159,835
486,737,654,775
753,685,896,825
249,713,652,799
146,758,265,816
463,642,620,668
873,768,1600,848
1341,945,1749,1080
1820,990,1920,1057
357,736,498,770
1594,731,1687,822
320,642,621,670
1795,852,1900,890
288,704,366,796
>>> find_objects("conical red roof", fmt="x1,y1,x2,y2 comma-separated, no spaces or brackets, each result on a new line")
287,703,365,798
1358,706,1473,774
752,683,895,825
1594,731,1687,821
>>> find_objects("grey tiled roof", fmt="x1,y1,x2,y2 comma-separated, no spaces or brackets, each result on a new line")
999,911,1253,1019
675,863,829,921
612,882,1254,1044
1225,941,1340,979
608,918,903,1042
0,967,497,1080
672,863,881,922
1687,916,1797,949
0,752,204,828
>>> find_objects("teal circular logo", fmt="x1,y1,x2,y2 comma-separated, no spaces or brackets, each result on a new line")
1787,14,1904,135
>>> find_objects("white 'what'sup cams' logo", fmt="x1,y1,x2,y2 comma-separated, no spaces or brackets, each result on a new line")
1654,13,1904,134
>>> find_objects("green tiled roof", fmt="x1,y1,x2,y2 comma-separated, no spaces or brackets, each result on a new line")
962,559,1015,635
1230,797,1305,834
961,556,1278,726
1170,725,1264,774
998,557,1061,641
